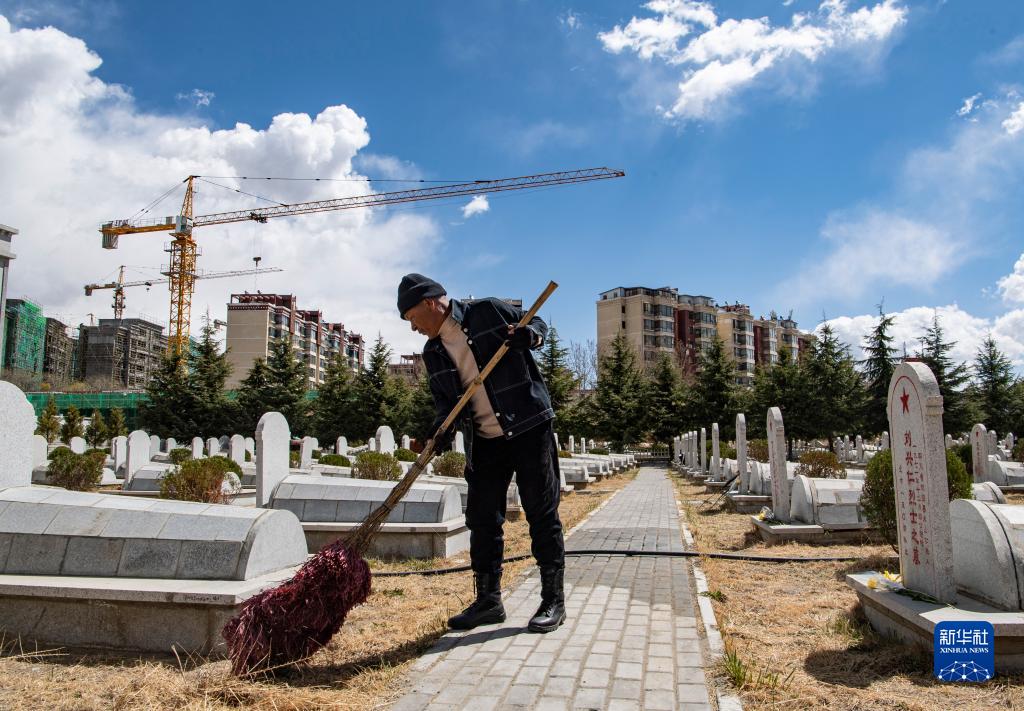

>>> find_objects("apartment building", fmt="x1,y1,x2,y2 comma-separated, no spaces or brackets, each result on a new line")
78,318,168,390
596,285,815,383
224,292,364,389
0,224,16,362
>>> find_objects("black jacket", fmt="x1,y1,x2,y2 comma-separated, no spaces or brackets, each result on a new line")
423,298,553,448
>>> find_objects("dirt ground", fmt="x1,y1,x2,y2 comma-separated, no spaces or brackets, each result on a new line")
0,470,637,711
673,475,1024,710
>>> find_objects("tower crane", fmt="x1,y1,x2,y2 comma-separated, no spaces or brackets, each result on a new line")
84,265,283,321
99,167,625,355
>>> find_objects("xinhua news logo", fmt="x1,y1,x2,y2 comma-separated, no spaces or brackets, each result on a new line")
934,621,994,682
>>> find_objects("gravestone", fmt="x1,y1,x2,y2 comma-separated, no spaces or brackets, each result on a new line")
990,430,999,453
1007,433,1016,451
580,436,587,455
375,425,396,455
299,436,318,469
888,361,956,604
454,431,465,454
0,381,34,489
257,412,290,507
881,432,890,451
367,438,377,452
245,437,255,458
149,434,160,458
191,436,204,460
206,437,219,457
589,439,595,450
401,434,411,450
700,427,707,474
554,433,560,452
229,434,246,466
69,436,86,454
855,435,864,463
165,437,177,453
568,435,575,454
336,436,348,457
945,434,953,450
736,414,749,493
711,423,721,480
768,407,789,522
32,434,48,468
125,429,150,482
971,423,989,484
112,435,128,476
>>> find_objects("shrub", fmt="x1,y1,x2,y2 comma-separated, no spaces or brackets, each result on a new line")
319,453,351,467
394,447,418,462
245,450,253,462
860,448,972,549
49,446,74,462
84,447,108,457
289,450,300,468
349,439,366,447
168,447,193,465
1015,440,1024,464
747,439,769,463
952,443,973,476
558,450,573,459
47,450,104,491
795,450,846,479
434,451,467,478
720,445,737,460
207,455,242,476
354,451,402,481
589,447,609,455
160,458,240,504
312,449,322,460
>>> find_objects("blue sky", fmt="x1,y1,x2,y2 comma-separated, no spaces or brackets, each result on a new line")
1,0,1023,367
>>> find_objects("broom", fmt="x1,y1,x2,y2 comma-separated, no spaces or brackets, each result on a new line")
222,281,559,675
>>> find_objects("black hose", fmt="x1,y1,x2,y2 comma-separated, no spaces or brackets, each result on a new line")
371,549,896,577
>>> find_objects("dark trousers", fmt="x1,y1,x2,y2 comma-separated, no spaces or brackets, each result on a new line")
465,421,565,576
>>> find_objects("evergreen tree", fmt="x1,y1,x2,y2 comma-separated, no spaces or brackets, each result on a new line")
557,393,600,443
917,316,974,436
107,408,128,439
971,336,1016,434
802,324,864,447
59,404,84,443
646,352,686,447
593,333,646,450
36,396,60,443
351,336,401,439
188,322,236,436
749,348,808,445
235,338,309,434
405,374,438,443
688,337,736,439
138,352,199,439
538,325,577,415
860,304,898,436
311,352,358,444
85,409,108,448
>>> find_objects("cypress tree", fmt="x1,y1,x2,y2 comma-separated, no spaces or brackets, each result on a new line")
235,338,308,435
594,333,646,450
405,374,438,443
971,336,1016,435
646,352,686,447
311,352,357,444
351,336,396,440
538,325,577,415
36,396,60,443
107,408,128,439
59,404,84,443
802,324,864,447
85,409,108,448
688,337,736,439
189,323,236,436
860,305,898,436
138,353,197,439
917,316,974,436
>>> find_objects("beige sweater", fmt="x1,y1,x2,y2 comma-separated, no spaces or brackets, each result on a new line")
438,315,504,439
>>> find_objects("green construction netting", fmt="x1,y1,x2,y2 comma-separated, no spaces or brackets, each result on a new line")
5,300,45,373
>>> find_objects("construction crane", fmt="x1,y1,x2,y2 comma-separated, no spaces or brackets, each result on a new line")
99,167,625,354
84,264,283,321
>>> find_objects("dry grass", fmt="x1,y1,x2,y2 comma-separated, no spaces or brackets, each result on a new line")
673,472,1024,710
0,470,637,711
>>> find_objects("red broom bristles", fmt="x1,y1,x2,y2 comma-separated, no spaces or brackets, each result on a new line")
222,539,371,675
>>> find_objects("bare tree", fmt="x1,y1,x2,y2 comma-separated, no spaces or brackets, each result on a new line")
568,339,598,391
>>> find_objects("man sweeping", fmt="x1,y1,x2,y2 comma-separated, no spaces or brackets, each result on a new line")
398,273,566,633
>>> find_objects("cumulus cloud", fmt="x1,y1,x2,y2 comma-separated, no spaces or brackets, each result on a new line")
598,0,907,121
0,15,440,357
957,92,981,117
1002,101,1024,135
997,253,1024,304
461,195,490,219
176,88,214,108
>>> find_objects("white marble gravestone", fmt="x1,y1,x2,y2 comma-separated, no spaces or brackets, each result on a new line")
554,433,560,452
0,382,34,489
336,436,348,457
945,434,953,450
149,434,160,458
112,435,128,476
375,425,396,455
971,423,989,484
257,412,290,507
881,432,890,451
191,436,204,460
855,435,864,463
700,427,707,474
165,437,177,453
580,436,587,455
767,407,789,521
206,437,220,457
711,423,721,480
245,436,255,458
69,436,86,454
299,436,318,469
567,435,575,454
454,431,465,454
888,362,956,604
229,434,246,466
401,434,411,450
31,434,48,468
125,429,150,482
736,414,749,493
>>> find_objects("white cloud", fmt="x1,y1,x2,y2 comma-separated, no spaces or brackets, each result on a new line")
1002,101,1024,135
0,15,440,358
461,195,490,219
997,253,1024,304
560,9,581,32
957,92,981,117
176,88,214,108
599,0,907,121
826,304,1024,370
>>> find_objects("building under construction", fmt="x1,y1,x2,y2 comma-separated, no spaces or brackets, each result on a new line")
43,317,76,385
3,298,45,377
77,318,168,390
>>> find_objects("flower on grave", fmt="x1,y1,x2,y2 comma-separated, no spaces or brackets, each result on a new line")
882,570,903,585
867,577,878,590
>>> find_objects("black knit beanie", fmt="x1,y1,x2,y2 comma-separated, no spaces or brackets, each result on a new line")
397,273,447,318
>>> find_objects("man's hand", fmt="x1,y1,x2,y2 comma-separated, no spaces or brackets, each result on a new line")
506,324,538,351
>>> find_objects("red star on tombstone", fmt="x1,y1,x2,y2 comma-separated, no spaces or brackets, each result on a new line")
900,389,910,414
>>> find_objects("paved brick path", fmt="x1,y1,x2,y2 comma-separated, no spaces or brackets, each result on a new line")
391,467,713,711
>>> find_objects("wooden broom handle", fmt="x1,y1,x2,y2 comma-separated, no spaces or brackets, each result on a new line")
346,281,559,553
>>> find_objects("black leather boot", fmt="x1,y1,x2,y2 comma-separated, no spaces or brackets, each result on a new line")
528,566,566,633
448,572,505,630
